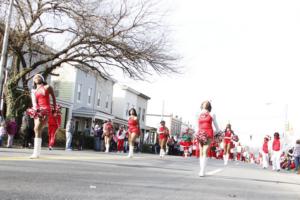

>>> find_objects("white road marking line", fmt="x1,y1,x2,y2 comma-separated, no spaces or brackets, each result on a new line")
206,168,223,176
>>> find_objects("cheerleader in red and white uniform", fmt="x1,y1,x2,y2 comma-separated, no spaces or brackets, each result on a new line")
262,135,271,169
127,108,140,158
272,132,281,171
196,101,220,177
157,120,169,158
223,124,233,165
27,74,56,159
103,119,114,153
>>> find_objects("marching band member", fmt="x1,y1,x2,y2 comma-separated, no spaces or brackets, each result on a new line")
196,100,220,177
127,108,140,158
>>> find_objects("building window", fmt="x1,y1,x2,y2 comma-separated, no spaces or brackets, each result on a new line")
105,95,109,109
142,108,145,122
88,88,92,104
77,84,82,101
138,107,141,120
126,103,130,116
53,81,59,97
97,92,101,107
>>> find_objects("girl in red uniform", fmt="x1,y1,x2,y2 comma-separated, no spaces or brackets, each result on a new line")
103,119,114,153
223,124,233,165
262,135,271,169
116,126,126,153
272,132,281,171
127,108,140,158
157,120,169,158
47,105,62,150
28,74,56,159
196,101,220,177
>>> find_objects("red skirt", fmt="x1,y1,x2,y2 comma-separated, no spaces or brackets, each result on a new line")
180,141,192,147
26,108,50,119
159,134,168,140
129,127,140,136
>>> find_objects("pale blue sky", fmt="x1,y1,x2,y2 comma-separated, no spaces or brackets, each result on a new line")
119,0,300,147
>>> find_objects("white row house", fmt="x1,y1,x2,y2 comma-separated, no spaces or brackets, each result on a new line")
112,84,150,142
51,63,115,134
51,64,151,138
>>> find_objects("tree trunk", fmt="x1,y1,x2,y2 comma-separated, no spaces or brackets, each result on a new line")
4,77,30,119
5,79,18,119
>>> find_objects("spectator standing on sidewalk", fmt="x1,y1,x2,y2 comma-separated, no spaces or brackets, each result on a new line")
0,121,6,147
6,118,18,148
21,113,34,148
293,139,300,174
93,123,102,151
65,118,75,150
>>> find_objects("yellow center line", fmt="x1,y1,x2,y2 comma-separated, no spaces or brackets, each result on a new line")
0,155,146,161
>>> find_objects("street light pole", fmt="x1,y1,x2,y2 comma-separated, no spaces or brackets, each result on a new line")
0,0,14,116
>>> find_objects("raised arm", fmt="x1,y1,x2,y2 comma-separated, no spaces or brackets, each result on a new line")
212,113,220,133
31,89,37,109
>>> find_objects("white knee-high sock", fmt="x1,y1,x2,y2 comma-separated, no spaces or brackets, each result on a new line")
30,138,42,159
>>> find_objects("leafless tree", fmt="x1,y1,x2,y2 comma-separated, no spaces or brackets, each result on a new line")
0,0,179,118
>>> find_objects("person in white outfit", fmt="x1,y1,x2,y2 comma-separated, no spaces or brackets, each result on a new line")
272,132,281,171
65,118,75,150
196,100,220,177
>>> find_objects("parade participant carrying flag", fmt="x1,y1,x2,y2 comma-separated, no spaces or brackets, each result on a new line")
196,100,220,177
157,120,169,158
26,74,56,159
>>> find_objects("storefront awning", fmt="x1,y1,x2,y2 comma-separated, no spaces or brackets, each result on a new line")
112,117,128,126
72,107,114,120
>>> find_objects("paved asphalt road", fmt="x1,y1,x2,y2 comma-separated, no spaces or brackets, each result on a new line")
0,148,299,200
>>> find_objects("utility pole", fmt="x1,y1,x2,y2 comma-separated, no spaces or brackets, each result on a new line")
161,100,165,120
0,0,14,116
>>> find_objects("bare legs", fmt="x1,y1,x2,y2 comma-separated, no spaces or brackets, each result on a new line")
159,138,167,157
128,132,138,158
104,135,111,153
223,143,231,165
